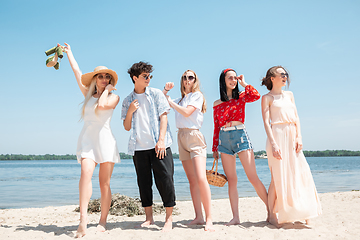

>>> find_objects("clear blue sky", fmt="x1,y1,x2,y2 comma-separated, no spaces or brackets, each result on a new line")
1,0,359,154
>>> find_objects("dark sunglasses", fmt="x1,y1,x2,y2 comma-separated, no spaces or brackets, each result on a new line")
280,73,289,78
182,75,195,81
142,74,153,80
97,74,112,80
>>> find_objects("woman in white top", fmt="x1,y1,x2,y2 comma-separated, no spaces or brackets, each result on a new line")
62,43,120,238
163,70,214,232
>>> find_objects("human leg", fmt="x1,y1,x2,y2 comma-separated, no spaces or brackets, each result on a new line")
76,158,97,238
152,148,176,207
161,207,173,232
136,206,153,227
220,153,240,225
192,156,215,231
97,162,115,232
238,150,269,218
133,150,155,227
268,170,280,227
152,148,176,231
181,159,204,224
178,130,204,224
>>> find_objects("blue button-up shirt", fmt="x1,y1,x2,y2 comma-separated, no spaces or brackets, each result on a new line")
121,87,173,156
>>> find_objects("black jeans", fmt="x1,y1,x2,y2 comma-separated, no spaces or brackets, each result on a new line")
133,147,176,208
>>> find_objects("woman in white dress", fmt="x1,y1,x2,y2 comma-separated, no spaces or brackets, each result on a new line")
163,70,214,231
261,66,321,227
62,43,120,237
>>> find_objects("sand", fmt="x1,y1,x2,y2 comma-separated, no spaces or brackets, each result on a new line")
1,191,359,240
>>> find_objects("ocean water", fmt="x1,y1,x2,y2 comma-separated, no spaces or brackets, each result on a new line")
0,156,359,209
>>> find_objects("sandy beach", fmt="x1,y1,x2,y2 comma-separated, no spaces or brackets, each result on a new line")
1,191,359,240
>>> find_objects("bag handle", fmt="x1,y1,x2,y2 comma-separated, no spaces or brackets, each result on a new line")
210,158,219,174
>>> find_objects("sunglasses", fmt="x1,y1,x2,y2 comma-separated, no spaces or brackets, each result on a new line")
280,73,288,78
182,75,195,81
97,74,112,80
141,74,153,80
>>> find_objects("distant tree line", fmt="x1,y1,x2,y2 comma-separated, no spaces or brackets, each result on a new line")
0,150,359,160
302,150,360,157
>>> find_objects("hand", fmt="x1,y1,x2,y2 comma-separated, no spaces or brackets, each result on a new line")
236,74,247,88
295,138,303,153
155,140,166,159
129,99,139,114
213,151,219,160
165,82,174,91
105,84,116,92
272,144,282,160
61,42,71,53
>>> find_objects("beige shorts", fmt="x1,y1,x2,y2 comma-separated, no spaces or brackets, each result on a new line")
177,128,207,161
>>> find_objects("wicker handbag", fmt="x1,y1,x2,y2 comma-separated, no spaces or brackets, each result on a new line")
206,158,228,187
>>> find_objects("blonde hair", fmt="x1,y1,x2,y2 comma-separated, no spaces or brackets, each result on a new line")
179,70,207,113
81,77,98,118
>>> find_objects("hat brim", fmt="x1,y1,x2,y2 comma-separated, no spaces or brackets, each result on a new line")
81,68,118,87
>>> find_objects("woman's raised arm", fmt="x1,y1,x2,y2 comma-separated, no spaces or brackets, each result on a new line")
61,43,87,96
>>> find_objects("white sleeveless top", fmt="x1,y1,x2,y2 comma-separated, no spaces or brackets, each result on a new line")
76,97,120,163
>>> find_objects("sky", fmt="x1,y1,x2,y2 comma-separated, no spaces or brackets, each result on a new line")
0,0,359,155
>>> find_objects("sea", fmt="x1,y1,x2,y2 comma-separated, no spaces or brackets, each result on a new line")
0,156,359,209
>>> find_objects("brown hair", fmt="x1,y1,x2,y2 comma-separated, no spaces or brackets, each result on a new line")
127,61,153,83
261,66,290,90
179,70,207,113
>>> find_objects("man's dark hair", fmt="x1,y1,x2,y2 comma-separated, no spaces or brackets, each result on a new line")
127,61,153,83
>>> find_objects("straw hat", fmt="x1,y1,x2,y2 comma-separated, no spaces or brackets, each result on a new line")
81,66,118,87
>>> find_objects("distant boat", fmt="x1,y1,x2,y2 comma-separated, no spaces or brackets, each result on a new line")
255,153,267,159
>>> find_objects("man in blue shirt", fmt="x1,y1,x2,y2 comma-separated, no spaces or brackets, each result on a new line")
121,61,176,232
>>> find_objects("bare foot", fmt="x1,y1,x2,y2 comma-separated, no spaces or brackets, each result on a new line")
75,220,87,238
161,218,173,232
266,213,270,222
225,217,240,226
268,217,282,228
135,220,154,228
205,221,215,232
188,218,205,225
96,221,106,232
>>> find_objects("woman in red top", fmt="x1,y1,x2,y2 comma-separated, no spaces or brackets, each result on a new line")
213,68,269,225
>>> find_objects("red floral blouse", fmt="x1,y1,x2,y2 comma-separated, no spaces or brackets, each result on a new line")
212,85,260,152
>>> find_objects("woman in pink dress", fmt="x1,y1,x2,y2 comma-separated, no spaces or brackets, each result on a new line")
261,66,322,227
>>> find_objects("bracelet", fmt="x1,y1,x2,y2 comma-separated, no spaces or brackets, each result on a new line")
164,87,170,91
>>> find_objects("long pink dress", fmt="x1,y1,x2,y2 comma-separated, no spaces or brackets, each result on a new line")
266,92,322,224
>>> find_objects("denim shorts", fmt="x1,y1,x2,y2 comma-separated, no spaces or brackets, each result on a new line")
218,127,253,155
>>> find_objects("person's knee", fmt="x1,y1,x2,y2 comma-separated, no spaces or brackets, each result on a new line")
187,174,198,186
80,168,94,179
196,175,208,186
99,177,111,189
247,174,260,186
227,175,238,186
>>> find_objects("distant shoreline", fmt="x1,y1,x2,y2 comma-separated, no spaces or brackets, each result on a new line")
1,150,359,160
